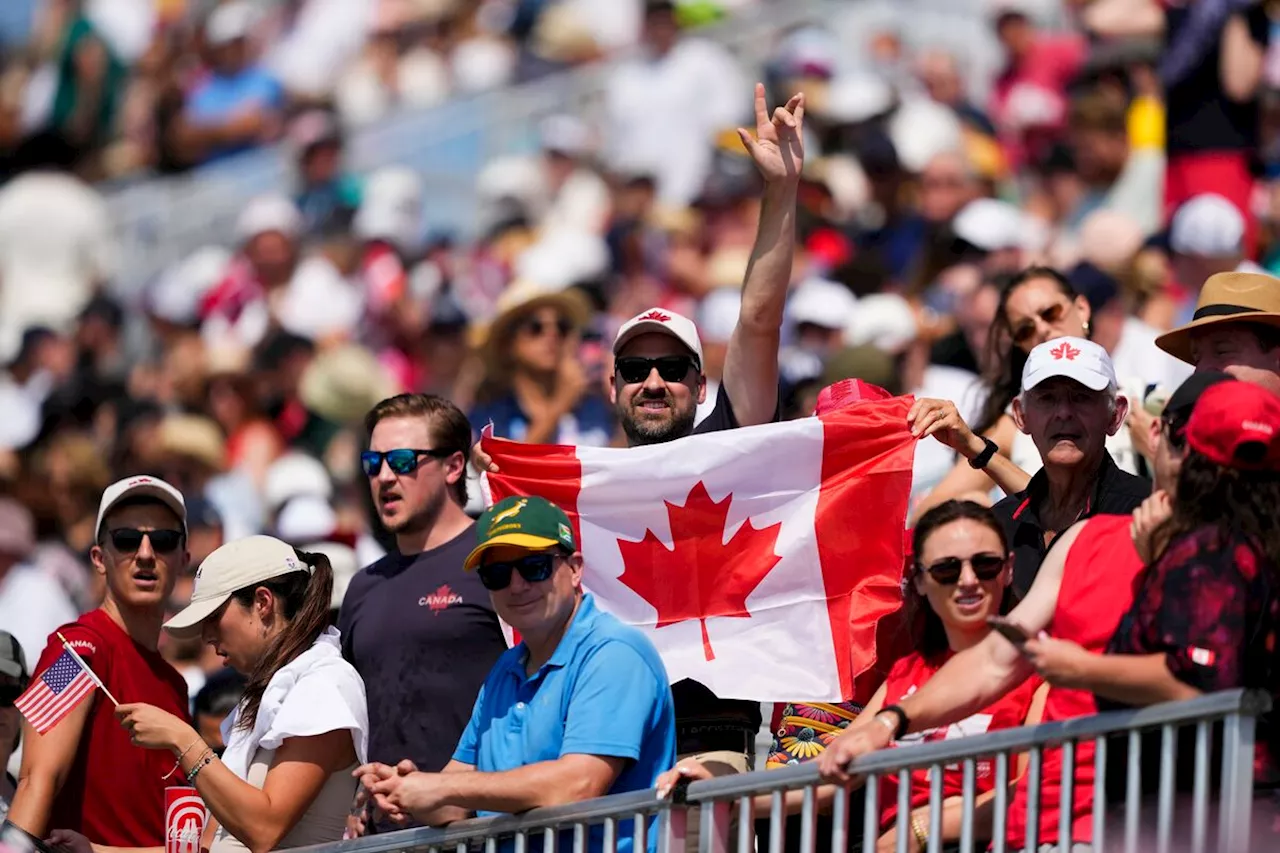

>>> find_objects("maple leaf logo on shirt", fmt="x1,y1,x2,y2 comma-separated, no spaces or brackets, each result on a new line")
616,481,782,661
1049,342,1080,361
638,310,672,323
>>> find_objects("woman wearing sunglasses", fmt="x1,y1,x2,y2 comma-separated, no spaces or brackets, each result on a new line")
469,281,614,448
912,265,1166,520
48,535,368,853
659,501,1046,852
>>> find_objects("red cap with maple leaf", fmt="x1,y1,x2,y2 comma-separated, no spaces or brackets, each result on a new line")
1020,336,1115,394
612,307,704,369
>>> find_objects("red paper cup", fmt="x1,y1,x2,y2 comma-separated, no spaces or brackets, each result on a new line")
165,786,207,853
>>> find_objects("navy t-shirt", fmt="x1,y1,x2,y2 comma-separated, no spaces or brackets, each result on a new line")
339,525,507,773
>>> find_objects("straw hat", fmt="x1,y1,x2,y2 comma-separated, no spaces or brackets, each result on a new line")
300,345,399,426
477,280,592,375
158,415,227,471
1155,272,1280,365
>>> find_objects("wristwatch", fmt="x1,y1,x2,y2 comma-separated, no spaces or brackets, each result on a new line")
968,436,998,470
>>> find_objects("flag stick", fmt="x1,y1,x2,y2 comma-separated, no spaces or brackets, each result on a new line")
56,631,119,707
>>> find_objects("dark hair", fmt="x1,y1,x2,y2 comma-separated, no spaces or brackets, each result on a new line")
909,500,1015,659
363,394,473,505
1154,453,1280,573
231,548,333,731
194,667,247,719
974,266,1081,434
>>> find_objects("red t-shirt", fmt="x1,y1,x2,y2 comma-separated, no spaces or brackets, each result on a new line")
34,608,190,845
1005,514,1146,849
877,650,1041,827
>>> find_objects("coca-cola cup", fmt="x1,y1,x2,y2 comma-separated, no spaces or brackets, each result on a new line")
166,786,207,853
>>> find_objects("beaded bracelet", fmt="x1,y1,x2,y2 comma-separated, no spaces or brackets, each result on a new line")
910,814,929,850
186,748,216,784
164,737,207,780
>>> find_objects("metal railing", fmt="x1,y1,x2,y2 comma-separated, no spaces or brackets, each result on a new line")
298,689,1271,853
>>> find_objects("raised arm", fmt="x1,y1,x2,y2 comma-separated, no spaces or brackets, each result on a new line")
723,84,805,427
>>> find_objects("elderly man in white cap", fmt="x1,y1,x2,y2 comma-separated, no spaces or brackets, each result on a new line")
991,337,1149,594
8,477,191,847
474,82,805,822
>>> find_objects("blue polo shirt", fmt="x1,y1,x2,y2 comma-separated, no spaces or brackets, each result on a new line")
454,593,676,853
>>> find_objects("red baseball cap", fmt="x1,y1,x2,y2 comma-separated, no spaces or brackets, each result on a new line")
1185,381,1280,471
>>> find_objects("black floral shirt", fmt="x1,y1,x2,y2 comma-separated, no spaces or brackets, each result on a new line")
1107,525,1280,782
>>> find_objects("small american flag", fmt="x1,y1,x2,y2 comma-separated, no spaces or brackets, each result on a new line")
15,649,98,734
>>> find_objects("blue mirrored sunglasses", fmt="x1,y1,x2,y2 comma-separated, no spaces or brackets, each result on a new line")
361,448,453,477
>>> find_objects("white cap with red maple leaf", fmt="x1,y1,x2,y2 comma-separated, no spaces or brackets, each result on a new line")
612,308,704,369
1021,336,1116,393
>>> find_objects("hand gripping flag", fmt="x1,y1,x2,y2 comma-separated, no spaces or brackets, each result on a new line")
481,388,915,703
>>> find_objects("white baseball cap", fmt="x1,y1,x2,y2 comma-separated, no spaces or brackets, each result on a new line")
612,308,704,369
164,535,311,639
1021,336,1116,393
235,195,302,243
696,289,741,345
789,278,857,331
844,293,919,354
264,451,333,513
205,1,256,47
953,198,1026,252
96,476,188,539
1169,194,1244,258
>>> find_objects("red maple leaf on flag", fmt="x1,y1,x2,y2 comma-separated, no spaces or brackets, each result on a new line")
1050,341,1080,361
616,481,782,661
638,310,672,322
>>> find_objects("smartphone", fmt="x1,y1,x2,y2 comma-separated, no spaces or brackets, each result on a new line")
987,615,1031,646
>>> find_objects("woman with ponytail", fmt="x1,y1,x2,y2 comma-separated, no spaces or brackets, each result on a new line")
49,536,368,853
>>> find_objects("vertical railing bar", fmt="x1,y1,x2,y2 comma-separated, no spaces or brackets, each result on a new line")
1157,724,1177,853
992,752,1009,853
895,768,911,853
1025,746,1042,853
515,829,528,853
604,817,618,853
1092,735,1108,853
486,835,498,853
863,771,881,853
1191,721,1210,853
1223,711,1258,853
633,812,646,853
573,822,587,853
927,763,943,853
1218,713,1241,853
830,782,850,853
699,798,715,853
736,796,752,853
799,786,817,853
767,790,783,853
959,758,976,853
1125,728,1142,853
1059,739,1075,853
457,842,469,853
658,805,674,853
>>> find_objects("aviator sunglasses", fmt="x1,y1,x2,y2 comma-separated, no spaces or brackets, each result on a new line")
107,528,185,553
1010,302,1069,346
361,448,454,477
477,553,561,591
921,553,1007,585
614,355,697,385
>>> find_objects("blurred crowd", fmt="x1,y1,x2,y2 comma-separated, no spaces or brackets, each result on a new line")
3,0,1280,826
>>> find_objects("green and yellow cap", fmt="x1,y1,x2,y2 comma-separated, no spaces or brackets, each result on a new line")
464,495,577,571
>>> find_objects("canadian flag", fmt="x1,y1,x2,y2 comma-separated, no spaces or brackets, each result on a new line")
480,390,914,702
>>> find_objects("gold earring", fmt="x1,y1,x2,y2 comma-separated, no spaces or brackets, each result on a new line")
1082,320,1091,335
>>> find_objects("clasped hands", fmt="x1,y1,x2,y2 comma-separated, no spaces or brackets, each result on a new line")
349,760,458,835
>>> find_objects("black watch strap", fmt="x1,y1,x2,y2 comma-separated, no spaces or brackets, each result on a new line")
878,704,911,740
968,436,998,470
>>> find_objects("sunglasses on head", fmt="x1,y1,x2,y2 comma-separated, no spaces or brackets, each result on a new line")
1010,302,1068,346
108,528,185,553
922,553,1007,585
361,448,454,477
614,355,697,385
520,316,573,339
477,552,561,591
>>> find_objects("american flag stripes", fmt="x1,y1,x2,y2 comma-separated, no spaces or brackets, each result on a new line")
15,649,98,734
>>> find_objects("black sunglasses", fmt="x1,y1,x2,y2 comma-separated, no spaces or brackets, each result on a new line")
921,553,1007,585
0,681,28,705
108,528,185,553
477,553,561,591
520,317,573,339
361,448,454,477
615,355,697,385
